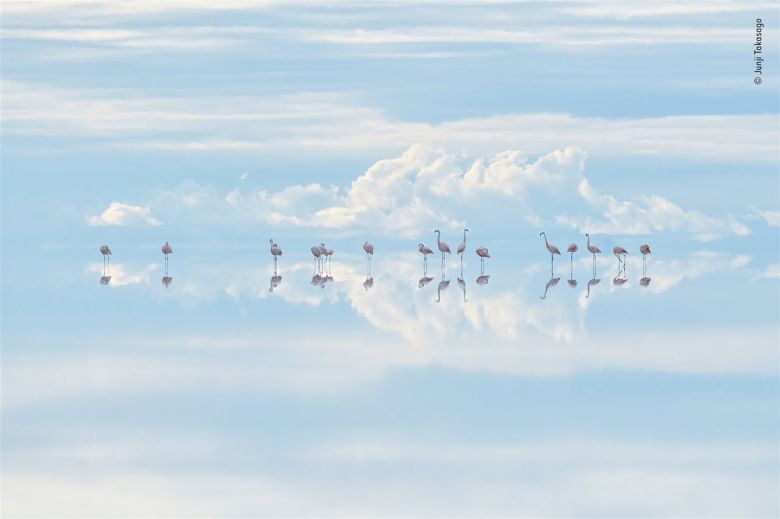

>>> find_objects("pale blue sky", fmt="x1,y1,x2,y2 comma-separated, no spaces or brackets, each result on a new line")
2,1,779,517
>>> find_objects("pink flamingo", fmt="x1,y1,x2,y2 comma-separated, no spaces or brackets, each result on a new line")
613,245,628,271
418,243,434,273
567,242,578,280
585,233,601,274
311,244,322,272
99,245,112,272
363,241,374,276
161,241,172,277
269,239,282,260
476,247,490,274
456,228,469,266
540,232,561,273
321,243,333,272
640,243,651,274
434,229,451,269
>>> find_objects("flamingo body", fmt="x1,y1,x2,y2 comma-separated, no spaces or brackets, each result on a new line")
363,241,374,255
161,242,172,255
476,247,490,258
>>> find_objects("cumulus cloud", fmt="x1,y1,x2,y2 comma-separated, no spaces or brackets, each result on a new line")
757,209,780,227
121,144,749,240
87,202,160,226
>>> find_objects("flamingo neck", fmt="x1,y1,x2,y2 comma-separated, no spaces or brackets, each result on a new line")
542,233,549,246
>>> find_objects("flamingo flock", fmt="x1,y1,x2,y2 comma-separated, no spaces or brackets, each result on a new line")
96,231,652,303
537,232,653,299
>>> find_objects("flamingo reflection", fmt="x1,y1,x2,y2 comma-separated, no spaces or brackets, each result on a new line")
100,275,111,285
418,275,434,288
540,276,561,300
434,278,450,303
162,276,172,288
586,275,601,298
457,275,467,302
363,277,374,291
476,274,490,286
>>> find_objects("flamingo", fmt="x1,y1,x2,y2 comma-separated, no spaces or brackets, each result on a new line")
363,241,374,276
585,233,601,274
613,246,628,270
321,243,333,272
540,232,561,273
434,278,450,303
161,241,172,276
540,276,560,300
456,228,469,266
418,243,434,273
476,247,490,274
434,230,451,268
270,239,283,260
99,245,112,272
311,245,322,272
567,242,578,281
640,243,652,276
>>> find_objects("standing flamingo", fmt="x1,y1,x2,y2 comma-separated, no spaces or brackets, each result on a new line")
160,241,172,278
567,243,578,282
99,244,112,271
311,244,323,272
540,232,561,274
585,233,601,275
434,230,451,269
363,241,374,276
321,243,333,273
476,247,490,274
613,246,628,270
418,243,434,273
640,244,651,274
456,228,469,267
269,239,282,264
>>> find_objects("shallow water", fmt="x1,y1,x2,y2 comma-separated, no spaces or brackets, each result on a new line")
2,233,778,516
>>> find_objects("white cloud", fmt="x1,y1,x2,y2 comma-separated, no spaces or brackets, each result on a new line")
87,262,158,286
87,202,160,226
757,263,780,279
561,1,778,20
757,209,780,227
304,25,744,46
3,82,777,162
119,145,750,240
556,178,752,239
